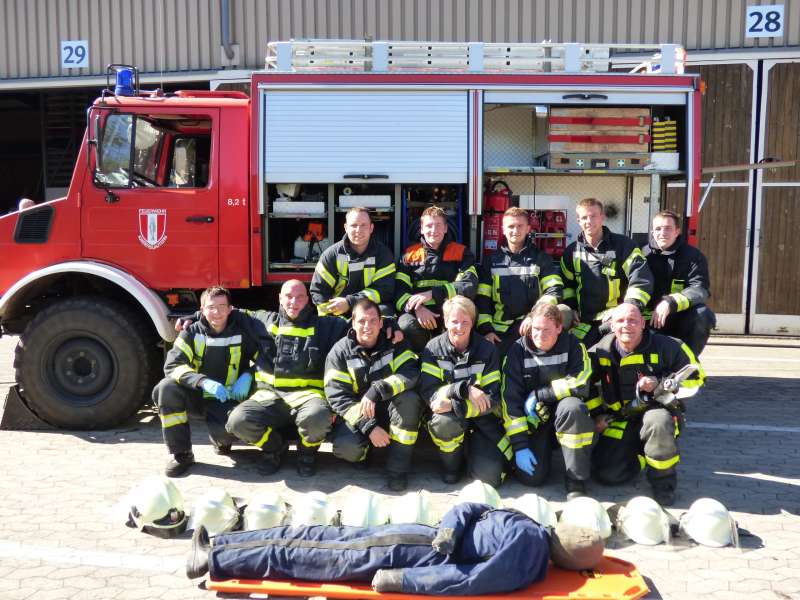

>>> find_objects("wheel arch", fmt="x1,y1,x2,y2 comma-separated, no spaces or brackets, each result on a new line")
0,261,176,343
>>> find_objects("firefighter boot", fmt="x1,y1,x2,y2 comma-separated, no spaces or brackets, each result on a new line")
651,473,677,507
259,442,288,476
440,447,465,485
165,451,195,478
296,447,319,478
186,525,210,579
565,475,587,500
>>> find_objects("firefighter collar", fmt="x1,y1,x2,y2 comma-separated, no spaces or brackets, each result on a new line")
647,234,684,256
278,303,317,328
521,330,569,356
578,226,613,251
341,232,376,258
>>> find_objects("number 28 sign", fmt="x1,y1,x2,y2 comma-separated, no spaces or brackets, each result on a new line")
746,5,784,38
61,40,89,68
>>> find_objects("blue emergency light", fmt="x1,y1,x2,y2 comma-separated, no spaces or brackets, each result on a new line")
114,67,135,96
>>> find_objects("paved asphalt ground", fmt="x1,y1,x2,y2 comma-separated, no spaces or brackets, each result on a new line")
0,334,798,600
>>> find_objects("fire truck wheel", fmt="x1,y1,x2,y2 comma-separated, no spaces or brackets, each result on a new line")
14,296,156,429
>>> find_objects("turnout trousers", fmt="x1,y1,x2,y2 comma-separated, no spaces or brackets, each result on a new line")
226,388,332,456
427,412,511,488
591,408,683,486
152,378,237,455
657,305,716,357
330,391,424,475
397,313,444,354
514,396,595,486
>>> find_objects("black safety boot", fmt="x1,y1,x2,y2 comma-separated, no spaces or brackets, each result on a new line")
186,525,210,579
441,469,463,485
296,452,317,478
651,474,677,507
165,451,195,477
387,472,408,492
259,451,283,476
212,443,232,456
565,476,587,500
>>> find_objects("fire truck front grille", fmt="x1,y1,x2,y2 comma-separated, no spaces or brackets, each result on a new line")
14,206,55,244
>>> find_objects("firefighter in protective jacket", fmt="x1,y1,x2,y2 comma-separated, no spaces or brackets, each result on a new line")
501,303,594,498
396,206,479,352
310,207,396,318
561,198,654,348
643,210,716,356
225,280,348,477
420,296,509,487
325,299,423,492
477,207,564,355
589,303,705,506
154,287,259,477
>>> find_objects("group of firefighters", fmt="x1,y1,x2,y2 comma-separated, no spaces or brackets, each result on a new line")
154,199,709,506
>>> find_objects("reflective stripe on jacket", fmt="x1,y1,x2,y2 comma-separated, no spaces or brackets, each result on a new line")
642,235,711,314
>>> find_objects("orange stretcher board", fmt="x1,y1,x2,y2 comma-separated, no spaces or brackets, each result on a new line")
205,555,649,600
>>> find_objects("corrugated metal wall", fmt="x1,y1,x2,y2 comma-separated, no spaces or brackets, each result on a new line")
2,0,799,80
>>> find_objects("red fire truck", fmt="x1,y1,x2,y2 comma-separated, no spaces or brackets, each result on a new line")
0,41,701,429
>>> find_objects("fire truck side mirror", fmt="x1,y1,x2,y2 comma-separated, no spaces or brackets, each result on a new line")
92,113,104,170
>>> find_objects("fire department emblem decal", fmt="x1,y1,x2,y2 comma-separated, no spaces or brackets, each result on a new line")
138,209,167,249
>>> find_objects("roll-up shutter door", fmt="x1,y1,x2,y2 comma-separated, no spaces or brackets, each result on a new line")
263,90,468,183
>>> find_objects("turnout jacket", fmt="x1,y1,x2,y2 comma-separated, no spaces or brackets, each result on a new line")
208,502,550,596
501,332,592,451
642,235,711,314
395,232,479,314
420,332,501,419
165,312,258,399
310,235,397,315
324,332,419,436
588,329,705,417
561,226,654,322
477,238,563,335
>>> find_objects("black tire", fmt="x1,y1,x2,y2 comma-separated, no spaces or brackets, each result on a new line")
14,296,157,429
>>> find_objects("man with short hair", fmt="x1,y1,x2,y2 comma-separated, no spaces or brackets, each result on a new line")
396,206,479,352
501,303,593,499
643,210,716,356
325,298,423,491
225,280,349,477
477,207,564,355
560,198,654,348
589,303,705,506
311,207,396,318
154,287,259,477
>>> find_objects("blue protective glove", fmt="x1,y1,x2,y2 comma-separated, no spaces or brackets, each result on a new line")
201,378,229,403
524,390,551,425
231,372,253,401
515,448,538,476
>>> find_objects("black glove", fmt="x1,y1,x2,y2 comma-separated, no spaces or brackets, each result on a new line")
372,569,404,592
432,527,456,554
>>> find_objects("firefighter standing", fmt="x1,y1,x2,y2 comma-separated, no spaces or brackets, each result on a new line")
501,303,594,499
154,287,259,477
310,207,396,318
395,206,479,352
325,299,423,492
643,210,716,356
420,296,509,486
589,303,705,506
225,280,349,477
560,198,654,348
477,207,564,355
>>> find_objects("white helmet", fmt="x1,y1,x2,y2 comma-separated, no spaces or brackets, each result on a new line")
188,488,240,535
512,493,557,529
616,496,672,545
559,497,612,539
127,477,187,538
679,498,738,547
340,491,390,527
389,491,439,527
458,480,502,508
290,491,336,526
243,491,287,531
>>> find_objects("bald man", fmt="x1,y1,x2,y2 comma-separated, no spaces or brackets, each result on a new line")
587,303,705,505
225,280,349,477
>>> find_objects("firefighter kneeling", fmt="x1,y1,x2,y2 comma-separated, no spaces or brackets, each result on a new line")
589,303,705,506
325,298,424,492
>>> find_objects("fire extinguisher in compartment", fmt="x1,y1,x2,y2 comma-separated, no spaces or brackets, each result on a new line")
482,180,512,257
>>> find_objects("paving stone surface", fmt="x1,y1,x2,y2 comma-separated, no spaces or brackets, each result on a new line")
0,334,798,599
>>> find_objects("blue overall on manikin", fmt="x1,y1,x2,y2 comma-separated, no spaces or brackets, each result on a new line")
209,502,550,595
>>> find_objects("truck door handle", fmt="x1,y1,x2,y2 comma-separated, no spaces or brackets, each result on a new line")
562,93,608,101
342,173,389,180
186,215,215,223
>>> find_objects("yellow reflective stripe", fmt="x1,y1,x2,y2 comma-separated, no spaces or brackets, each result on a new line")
254,427,273,448
607,277,621,307
477,314,493,327
477,283,492,297
256,371,324,389
343,404,362,427
416,278,450,288
173,337,194,362
396,292,412,312
645,454,680,470
160,411,188,428
254,370,271,383
464,397,480,418
552,343,591,400
395,272,412,287
170,364,196,382
562,287,576,299
585,396,603,411
390,350,417,371
193,336,206,363
225,345,241,387
362,287,381,303
607,401,622,412
363,266,376,286
620,354,645,367
458,266,478,281
421,362,444,380
602,427,623,439
324,369,353,386
625,287,651,305
315,263,337,287
478,370,501,386
298,434,322,448
556,431,595,449
444,282,456,299
552,378,570,400
540,274,563,289
428,427,464,452
284,389,325,408
497,435,513,460
650,354,659,364
621,247,645,276
389,424,418,445
384,374,406,396
571,322,591,340
598,357,611,366
317,304,332,316
267,324,315,337
373,263,396,281
560,256,574,281
347,367,359,393
670,292,691,312
504,417,529,437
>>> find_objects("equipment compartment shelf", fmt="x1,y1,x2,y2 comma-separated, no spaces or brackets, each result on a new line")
484,167,684,176
268,212,328,218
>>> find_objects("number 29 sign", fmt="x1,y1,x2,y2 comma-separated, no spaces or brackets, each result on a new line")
61,40,89,68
